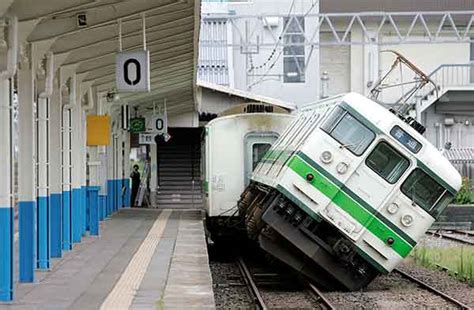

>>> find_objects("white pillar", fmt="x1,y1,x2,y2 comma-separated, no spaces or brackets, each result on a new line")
123,130,130,207
18,52,36,282
70,74,82,243
61,81,73,250
106,120,115,215
150,143,157,208
49,76,62,258
36,95,51,269
0,76,13,301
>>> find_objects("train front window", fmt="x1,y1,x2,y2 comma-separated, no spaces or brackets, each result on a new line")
366,142,410,184
401,168,453,217
321,106,375,156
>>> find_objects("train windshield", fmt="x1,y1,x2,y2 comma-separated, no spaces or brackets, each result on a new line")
366,141,410,184
401,168,454,218
321,106,375,156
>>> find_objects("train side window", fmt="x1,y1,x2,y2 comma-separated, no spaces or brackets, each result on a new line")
365,142,410,184
321,106,375,156
400,168,453,218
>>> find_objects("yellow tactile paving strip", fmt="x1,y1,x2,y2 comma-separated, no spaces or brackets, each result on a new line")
100,210,171,310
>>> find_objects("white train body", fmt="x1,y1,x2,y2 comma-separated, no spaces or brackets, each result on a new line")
203,112,294,218
244,92,461,290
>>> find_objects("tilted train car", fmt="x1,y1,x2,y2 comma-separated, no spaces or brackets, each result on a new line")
202,103,294,241
238,93,461,291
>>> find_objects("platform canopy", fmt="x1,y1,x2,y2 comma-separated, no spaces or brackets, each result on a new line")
1,0,200,115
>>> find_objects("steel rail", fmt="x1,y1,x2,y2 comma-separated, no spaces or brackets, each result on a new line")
307,282,336,310
426,231,474,246
237,257,267,310
452,230,474,237
394,269,471,310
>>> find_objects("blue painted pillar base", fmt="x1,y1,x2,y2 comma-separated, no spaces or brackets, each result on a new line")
19,201,35,282
62,191,72,251
115,179,120,211
88,186,100,236
72,188,82,243
99,195,106,221
107,180,114,217
37,196,50,270
50,193,62,258
0,207,13,301
123,178,130,208
81,186,89,236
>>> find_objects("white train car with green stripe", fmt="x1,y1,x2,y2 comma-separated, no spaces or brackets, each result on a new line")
238,92,461,291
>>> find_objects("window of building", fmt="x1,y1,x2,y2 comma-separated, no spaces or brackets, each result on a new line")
283,16,305,83
366,142,410,184
321,106,375,156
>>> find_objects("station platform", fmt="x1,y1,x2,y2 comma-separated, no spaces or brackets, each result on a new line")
2,209,215,310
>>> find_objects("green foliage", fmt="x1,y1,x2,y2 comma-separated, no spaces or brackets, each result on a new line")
411,246,474,286
453,178,473,205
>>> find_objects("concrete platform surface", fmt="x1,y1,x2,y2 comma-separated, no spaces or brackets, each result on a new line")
1,209,215,310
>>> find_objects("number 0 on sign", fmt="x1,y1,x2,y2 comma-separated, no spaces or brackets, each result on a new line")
116,50,151,92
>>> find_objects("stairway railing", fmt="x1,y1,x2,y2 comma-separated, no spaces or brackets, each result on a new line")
407,63,474,106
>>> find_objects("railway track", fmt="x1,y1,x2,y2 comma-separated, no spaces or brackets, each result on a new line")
451,230,474,237
426,230,474,245
236,256,335,310
394,268,471,310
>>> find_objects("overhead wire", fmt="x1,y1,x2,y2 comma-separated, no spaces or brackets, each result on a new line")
248,0,319,88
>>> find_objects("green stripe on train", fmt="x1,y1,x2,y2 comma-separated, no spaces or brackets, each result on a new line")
297,151,417,247
287,154,413,258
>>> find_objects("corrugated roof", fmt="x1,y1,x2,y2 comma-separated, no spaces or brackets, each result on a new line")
444,147,474,163
2,0,200,116
321,0,474,13
197,80,296,111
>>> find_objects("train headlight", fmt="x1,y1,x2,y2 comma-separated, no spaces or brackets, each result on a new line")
336,162,349,174
401,214,414,227
320,151,333,164
387,203,399,214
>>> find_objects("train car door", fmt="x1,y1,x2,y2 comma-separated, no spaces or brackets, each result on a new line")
244,133,279,186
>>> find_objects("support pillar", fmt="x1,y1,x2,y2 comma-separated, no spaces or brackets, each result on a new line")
106,123,115,217
49,79,62,258
150,143,157,208
0,77,13,301
70,75,82,244
36,96,51,269
123,130,130,208
61,78,73,250
18,53,36,282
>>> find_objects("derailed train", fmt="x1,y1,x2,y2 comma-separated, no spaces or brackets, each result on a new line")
203,93,462,291
237,93,461,290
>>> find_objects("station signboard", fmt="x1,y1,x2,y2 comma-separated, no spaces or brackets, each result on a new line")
139,132,156,145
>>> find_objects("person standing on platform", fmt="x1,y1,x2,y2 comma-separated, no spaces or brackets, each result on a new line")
130,164,141,207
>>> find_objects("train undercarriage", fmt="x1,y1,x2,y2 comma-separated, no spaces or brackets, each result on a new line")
237,181,380,291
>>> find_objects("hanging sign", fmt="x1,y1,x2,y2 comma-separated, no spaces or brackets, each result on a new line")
87,115,110,146
148,114,168,135
129,117,146,133
139,132,156,145
116,50,150,92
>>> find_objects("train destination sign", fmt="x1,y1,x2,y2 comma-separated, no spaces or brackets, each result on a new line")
390,125,422,153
